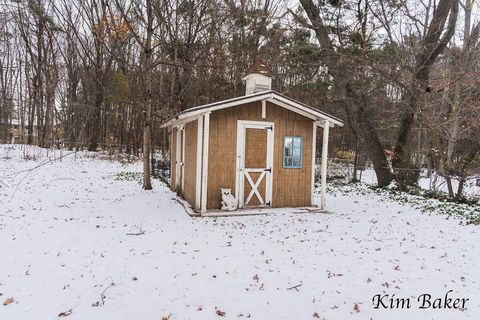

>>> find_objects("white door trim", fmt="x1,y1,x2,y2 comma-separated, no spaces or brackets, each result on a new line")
235,120,274,208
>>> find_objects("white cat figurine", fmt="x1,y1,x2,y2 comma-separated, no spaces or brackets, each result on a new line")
221,188,238,211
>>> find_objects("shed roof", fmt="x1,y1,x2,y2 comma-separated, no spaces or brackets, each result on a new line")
243,57,274,78
160,90,344,128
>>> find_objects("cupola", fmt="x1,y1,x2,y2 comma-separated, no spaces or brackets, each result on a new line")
242,57,273,95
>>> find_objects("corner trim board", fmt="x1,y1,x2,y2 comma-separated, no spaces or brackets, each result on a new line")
200,112,210,214
195,116,203,210
320,120,330,210
311,122,318,206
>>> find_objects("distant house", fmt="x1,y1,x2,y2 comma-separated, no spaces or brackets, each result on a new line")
161,59,344,215
0,119,37,143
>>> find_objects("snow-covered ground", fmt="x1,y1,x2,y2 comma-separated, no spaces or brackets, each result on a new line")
358,168,480,200
1,144,479,320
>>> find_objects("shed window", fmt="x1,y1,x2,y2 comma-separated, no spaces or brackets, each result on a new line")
283,136,303,168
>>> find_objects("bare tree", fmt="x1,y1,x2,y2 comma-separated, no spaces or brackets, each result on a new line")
298,0,395,186
393,0,459,189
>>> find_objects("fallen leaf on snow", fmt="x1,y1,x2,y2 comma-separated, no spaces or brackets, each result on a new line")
353,303,360,313
313,312,320,318
216,309,226,316
3,297,14,305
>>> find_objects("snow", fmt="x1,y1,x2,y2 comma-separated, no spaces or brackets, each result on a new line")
1,144,479,319
418,174,480,200
358,168,480,199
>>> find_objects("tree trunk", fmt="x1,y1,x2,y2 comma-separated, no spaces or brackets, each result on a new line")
445,176,454,197
353,138,358,182
27,96,36,145
456,176,465,199
88,93,102,151
393,60,433,188
355,91,394,186
142,0,154,190
143,122,152,189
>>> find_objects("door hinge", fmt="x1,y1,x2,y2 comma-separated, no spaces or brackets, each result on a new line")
266,126,273,130
264,168,271,173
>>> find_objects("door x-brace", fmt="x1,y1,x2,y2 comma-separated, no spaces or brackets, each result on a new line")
244,169,267,206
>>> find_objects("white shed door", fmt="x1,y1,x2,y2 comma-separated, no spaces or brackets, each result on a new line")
236,121,274,208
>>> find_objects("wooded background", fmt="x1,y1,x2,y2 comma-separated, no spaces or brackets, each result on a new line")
0,0,479,195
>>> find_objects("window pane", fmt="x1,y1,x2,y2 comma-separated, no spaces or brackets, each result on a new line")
285,137,292,147
284,146,290,157
293,147,300,157
293,157,300,167
293,137,301,148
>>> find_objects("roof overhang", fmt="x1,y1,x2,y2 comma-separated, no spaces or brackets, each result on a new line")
160,90,344,129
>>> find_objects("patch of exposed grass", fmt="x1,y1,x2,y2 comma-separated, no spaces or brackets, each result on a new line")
114,171,144,185
113,171,170,187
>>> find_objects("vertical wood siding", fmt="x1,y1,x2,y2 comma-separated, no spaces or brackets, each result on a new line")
183,121,197,207
170,127,177,192
206,101,313,209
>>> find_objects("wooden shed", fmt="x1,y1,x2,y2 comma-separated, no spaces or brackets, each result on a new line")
161,61,343,215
